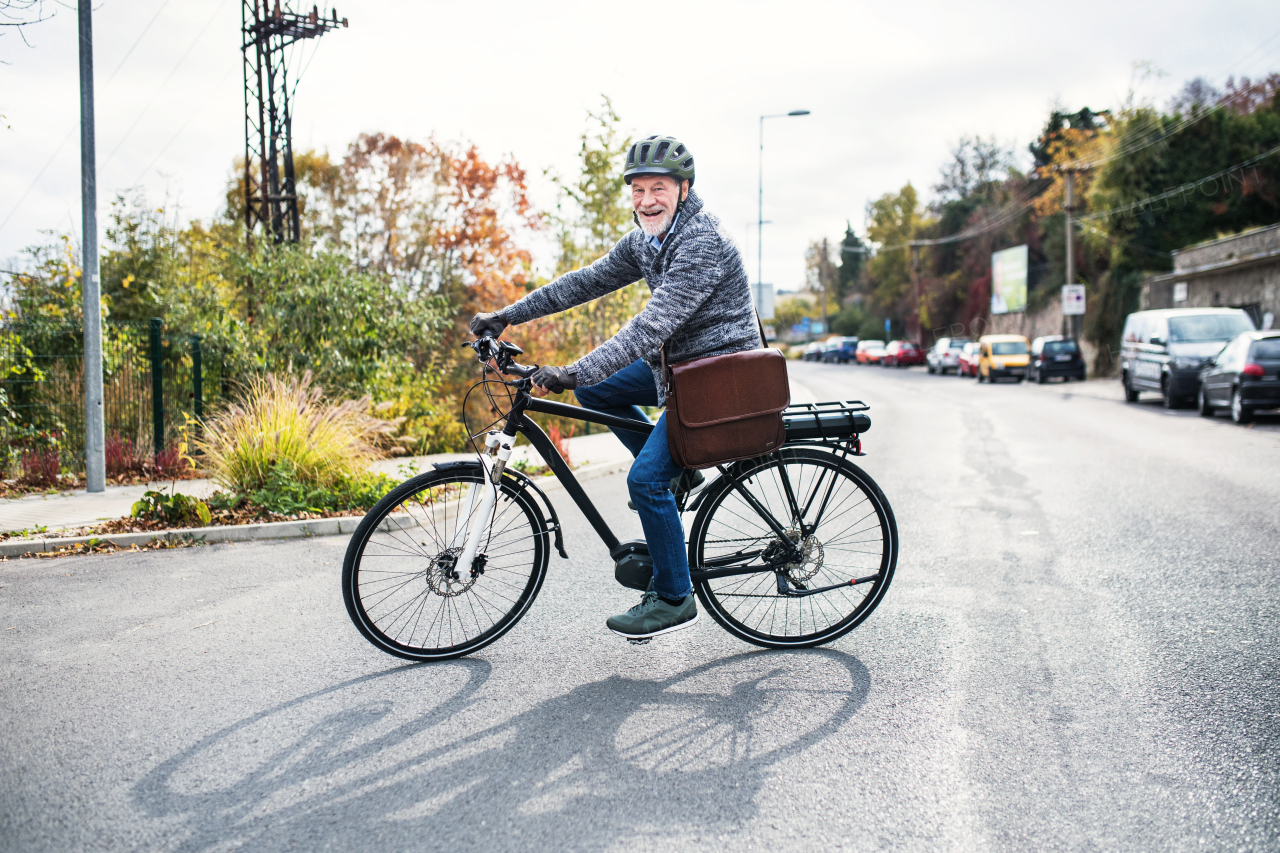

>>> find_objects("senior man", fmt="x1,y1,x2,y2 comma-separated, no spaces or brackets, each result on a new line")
470,134,760,642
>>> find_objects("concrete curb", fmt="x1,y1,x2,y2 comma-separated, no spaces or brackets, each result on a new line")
1,459,631,559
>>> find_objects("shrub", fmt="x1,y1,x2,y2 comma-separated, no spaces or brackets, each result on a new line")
105,433,146,478
131,490,211,527
19,447,61,487
151,445,192,479
197,371,394,495
231,458,395,515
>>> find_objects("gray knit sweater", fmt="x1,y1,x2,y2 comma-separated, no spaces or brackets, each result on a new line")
501,190,759,403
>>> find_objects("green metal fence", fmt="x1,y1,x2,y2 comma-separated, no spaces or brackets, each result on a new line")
0,320,231,476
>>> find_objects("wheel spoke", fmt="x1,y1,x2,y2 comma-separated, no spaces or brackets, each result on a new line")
693,451,895,647
344,471,548,661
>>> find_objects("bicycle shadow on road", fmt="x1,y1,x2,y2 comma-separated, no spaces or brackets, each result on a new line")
132,649,870,852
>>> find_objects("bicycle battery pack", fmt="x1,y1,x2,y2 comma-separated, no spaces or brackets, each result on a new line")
611,540,653,591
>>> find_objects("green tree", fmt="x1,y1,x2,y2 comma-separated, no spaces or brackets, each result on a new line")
836,222,866,304
541,97,647,362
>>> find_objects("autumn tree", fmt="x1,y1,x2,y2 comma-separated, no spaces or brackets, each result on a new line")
803,238,837,327
864,183,925,320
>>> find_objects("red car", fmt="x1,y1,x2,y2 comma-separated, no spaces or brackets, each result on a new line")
882,340,925,367
957,341,982,377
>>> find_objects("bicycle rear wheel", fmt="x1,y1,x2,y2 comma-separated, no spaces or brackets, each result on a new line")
342,468,549,661
688,448,897,649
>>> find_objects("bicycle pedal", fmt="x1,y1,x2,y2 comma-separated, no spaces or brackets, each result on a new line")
627,637,651,646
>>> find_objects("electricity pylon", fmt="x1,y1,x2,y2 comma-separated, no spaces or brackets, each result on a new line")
242,1,346,245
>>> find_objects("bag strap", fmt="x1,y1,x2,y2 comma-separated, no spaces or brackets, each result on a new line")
662,310,768,397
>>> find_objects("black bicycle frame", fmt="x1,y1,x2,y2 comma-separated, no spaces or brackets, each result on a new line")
516,396,651,553
499,392,826,587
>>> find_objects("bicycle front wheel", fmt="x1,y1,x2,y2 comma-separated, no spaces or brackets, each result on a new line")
342,468,550,661
688,448,897,649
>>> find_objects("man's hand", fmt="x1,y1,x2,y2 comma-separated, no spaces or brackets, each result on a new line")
470,311,508,338
530,365,577,396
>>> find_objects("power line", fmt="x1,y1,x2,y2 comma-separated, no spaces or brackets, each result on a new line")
875,181,1048,252
1074,142,1280,223
101,0,230,170
1067,29,1280,170
130,64,236,187
104,0,174,85
872,144,1280,257
0,0,177,236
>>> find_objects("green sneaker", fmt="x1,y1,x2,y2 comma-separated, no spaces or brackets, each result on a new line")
607,591,698,642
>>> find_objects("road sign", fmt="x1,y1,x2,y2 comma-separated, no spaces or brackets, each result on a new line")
884,318,890,338
1062,284,1086,316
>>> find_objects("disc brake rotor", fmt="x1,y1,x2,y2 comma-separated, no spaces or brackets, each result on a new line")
424,546,478,597
783,526,824,583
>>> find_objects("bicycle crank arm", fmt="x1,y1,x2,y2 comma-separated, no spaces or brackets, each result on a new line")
777,573,881,597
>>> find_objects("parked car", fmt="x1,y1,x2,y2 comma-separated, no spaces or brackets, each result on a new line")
1120,307,1256,407
882,340,924,367
855,339,887,364
977,335,1031,383
802,341,825,362
1029,336,1086,383
957,341,982,377
926,337,969,374
821,336,859,364
1197,330,1280,424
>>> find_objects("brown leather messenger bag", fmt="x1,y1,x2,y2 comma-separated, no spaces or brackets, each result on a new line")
662,316,791,470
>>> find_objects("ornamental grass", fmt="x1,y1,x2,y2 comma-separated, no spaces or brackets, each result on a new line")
197,371,398,494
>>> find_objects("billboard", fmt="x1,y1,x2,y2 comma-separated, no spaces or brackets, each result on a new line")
991,245,1028,315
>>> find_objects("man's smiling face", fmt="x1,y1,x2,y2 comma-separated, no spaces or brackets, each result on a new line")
631,175,688,239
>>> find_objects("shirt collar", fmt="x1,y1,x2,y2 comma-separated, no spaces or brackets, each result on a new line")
647,210,681,249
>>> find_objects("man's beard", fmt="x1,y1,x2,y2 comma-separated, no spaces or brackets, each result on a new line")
637,205,674,238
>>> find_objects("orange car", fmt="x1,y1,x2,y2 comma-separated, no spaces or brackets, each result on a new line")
855,340,887,364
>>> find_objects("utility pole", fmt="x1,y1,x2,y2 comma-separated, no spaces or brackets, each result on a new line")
756,109,809,323
242,2,347,246
1064,169,1077,340
910,243,922,343
78,0,104,492
820,236,830,336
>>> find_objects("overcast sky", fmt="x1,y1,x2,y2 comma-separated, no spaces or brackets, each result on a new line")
2,0,1279,292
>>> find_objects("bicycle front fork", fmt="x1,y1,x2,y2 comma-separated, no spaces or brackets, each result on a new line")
453,430,517,575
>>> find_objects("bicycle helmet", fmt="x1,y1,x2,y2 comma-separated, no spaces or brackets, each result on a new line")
624,135,695,187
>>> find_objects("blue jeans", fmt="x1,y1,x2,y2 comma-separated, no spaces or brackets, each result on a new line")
574,359,692,601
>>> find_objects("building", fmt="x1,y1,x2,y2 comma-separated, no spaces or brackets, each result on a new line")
1143,223,1280,330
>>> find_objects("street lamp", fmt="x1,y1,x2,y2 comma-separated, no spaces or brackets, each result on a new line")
758,109,809,325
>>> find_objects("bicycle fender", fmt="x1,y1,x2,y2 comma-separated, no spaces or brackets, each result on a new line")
431,461,568,559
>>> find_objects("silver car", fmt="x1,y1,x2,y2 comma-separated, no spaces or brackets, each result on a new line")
927,337,970,375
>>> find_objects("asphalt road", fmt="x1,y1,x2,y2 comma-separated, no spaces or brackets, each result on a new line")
2,362,1278,852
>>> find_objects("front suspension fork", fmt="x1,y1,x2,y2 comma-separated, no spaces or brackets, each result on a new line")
454,431,516,573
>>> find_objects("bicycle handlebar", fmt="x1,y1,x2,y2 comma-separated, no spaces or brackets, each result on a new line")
463,336,537,380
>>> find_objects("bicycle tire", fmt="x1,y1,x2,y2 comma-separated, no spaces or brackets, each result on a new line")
342,468,549,661
688,448,897,649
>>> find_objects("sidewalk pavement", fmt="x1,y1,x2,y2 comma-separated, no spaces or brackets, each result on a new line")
0,431,634,535
0,372,825,537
